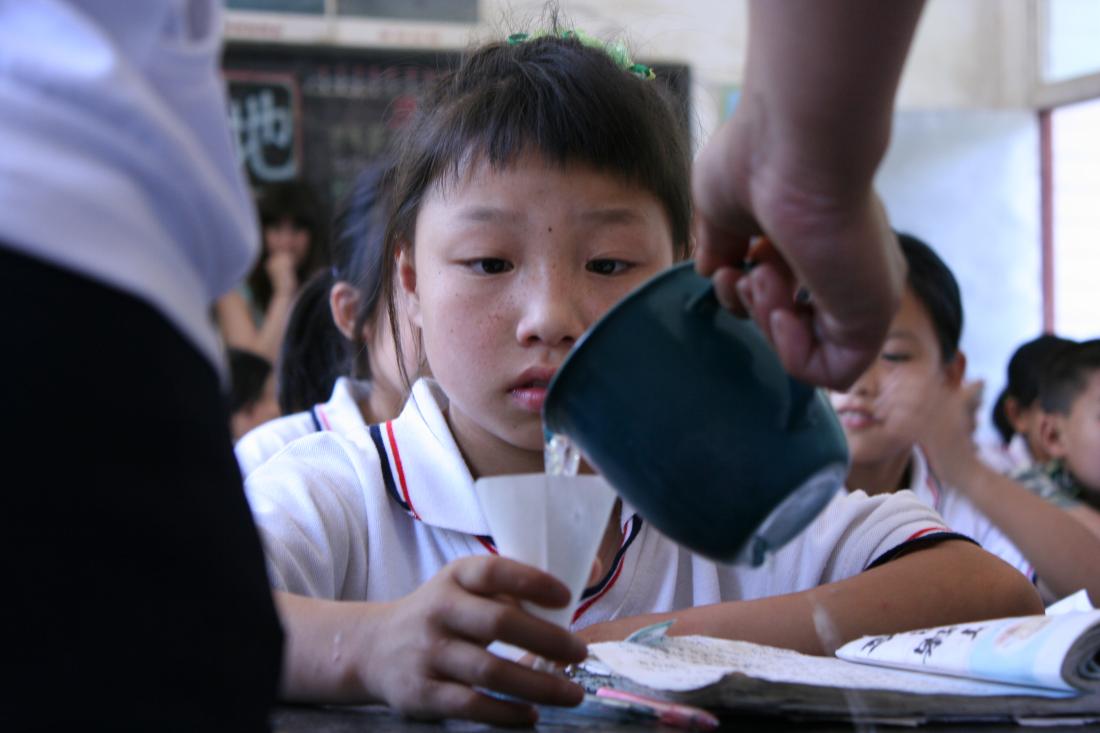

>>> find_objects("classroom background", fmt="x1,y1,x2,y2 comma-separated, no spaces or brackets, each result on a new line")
221,0,1100,444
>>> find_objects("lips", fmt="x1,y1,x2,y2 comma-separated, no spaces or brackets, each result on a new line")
509,366,558,413
834,407,878,430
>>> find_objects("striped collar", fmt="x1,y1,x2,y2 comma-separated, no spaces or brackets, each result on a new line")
311,377,372,435
366,377,642,539
367,379,491,535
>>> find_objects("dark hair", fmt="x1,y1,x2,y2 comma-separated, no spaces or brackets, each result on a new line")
382,21,693,387
276,270,345,414
897,232,962,364
333,162,393,380
228,348,273,413
1038,339,1100,415
247,180,327,312
274,163,395,413
990,390,1014,444
1004,334,1076,409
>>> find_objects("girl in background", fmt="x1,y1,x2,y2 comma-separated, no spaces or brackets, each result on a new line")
217,180,328,362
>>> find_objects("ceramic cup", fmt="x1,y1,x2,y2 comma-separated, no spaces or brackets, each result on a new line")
543,261,849,564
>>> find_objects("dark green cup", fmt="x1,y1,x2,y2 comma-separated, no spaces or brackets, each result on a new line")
543,261,848,564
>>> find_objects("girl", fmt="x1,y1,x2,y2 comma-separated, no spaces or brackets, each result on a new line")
235,164,415,476
245,27,1040,726
217,180,328,362
830,233,1100,603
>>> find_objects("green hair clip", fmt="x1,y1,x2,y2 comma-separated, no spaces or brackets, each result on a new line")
507,29,656,81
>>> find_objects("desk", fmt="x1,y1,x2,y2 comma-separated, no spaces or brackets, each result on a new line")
271,705,1088,732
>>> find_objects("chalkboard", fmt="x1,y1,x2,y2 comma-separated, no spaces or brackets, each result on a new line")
221,43,691,222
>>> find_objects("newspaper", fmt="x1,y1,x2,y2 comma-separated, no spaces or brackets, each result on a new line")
576,606,1100,725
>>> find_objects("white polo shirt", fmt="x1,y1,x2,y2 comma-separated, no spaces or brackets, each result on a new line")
245,379,965,630
893,446,1034,583
235,377,372,477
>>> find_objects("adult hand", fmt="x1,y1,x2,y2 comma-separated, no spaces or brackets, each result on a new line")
363,556,586,725
694,110,906,391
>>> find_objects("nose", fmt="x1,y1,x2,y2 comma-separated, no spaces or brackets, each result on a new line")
514,265,586,349
847,363,878,398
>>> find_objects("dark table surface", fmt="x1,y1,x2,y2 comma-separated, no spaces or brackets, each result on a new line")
270,704,1096,732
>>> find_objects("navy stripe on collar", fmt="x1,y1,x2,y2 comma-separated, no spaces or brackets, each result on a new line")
309,406,324,433
369,423,410,514
866,531,975,571
580,515,644,601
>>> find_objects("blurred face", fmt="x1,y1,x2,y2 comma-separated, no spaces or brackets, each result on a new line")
264,217,311,265
401,154,675,475
1051,372,1100,491
830,288,957,469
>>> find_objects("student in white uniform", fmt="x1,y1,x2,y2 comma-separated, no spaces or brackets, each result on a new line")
830,233,1100,604
0,1,281,729
235,163,414,476
245,27,1042,726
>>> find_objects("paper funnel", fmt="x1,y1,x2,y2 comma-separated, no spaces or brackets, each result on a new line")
474,473,617,628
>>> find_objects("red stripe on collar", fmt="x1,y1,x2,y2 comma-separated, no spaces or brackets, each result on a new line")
905,526,950,542
385,420,420,520
572,514,636,623
316,405,332,431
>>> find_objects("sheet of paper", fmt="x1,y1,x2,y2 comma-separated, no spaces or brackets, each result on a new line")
474,473,615,628
587,635,1074,698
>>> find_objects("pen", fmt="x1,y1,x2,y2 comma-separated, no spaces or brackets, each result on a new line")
596,687,720,731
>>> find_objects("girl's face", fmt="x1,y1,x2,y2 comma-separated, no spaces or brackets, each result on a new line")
401,154,676,474
264,216,311,265
1048,371,1100,492
829,288,959,467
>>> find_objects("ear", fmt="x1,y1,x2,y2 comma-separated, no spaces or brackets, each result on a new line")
1038,411,1068,460
397,246,422,328
1004,396,1028,434
944,350,967,388
328,281,361,341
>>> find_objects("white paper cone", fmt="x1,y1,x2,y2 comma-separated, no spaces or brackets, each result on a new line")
473,473,617,628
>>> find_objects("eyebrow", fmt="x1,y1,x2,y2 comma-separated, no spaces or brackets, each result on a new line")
455,206,646,227
884,330,919,342
579,207,646,226
456,206,523,224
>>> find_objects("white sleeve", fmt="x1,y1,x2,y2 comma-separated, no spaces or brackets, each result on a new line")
234,412,318,478
773,489,966,589
244,432,379,599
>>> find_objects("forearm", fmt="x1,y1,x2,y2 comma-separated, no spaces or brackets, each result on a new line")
957,464,1100,601
274,590,389,704
255,291,296,362
744,0,925,187
579,541,1041,654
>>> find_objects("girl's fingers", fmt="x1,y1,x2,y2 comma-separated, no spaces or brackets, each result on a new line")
452,556,570,608
439,593,587,664
432,640,585,709
409,677,539,727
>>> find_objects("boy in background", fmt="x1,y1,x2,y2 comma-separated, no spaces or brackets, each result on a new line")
1016,341,1100,537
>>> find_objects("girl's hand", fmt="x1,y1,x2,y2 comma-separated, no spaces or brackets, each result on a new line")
919,380,985,489
364,556,587,725
266,250,299,296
